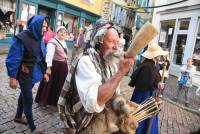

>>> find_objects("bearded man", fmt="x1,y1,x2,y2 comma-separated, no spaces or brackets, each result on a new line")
58,21,136,134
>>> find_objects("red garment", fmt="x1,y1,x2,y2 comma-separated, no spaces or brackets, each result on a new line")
43,31,56,44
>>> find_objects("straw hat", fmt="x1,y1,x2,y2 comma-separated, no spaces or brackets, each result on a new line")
142,44,169,59
56,26,67,33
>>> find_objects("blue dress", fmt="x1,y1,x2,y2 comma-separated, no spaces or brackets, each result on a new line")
131,89,159,134
129,59,160,134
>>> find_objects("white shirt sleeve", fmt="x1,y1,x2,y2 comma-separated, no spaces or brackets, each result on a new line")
46,42,56,67
75,56,105,113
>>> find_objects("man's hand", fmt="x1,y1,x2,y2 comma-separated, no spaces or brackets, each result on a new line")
118,56,135,76
9,77,18,89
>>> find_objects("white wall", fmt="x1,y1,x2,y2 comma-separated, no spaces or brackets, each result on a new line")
155,0,200,12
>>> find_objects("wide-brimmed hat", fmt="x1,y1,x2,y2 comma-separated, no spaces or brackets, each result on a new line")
142,44,169,59
56,26,67,33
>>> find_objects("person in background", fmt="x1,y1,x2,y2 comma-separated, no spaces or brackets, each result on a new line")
6,15,48,134
43,26,56,44
115,33,125,57
159,52,170,97
175,58,195,106
129,44,168,134
71,27,85,62
84,23,93,50
66,32,74,41
35,26,68,107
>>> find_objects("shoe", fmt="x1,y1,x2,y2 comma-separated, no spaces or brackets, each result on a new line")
32,129,44,134
185,102,189,107
159,94,163,98
14,117,28,125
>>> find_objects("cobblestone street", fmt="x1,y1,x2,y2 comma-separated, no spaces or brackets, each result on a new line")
0,54,200,134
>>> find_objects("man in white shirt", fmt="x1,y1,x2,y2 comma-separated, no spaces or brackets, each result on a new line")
58,22,135,134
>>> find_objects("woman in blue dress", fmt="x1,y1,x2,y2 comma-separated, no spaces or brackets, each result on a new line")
128,44,168,134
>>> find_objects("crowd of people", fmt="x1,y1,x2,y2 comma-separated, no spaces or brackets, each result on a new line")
5,15,199,134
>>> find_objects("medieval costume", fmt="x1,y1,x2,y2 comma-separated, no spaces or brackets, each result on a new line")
58,48,120,134
35,26,68,106
129,44,168,134
57,21,137,134
6,15,47,133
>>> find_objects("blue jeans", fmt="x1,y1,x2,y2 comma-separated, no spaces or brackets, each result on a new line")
16,75,36,132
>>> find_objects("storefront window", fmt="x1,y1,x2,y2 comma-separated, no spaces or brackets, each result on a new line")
0,0,17,39
193,20,200,71
173,35,188,65
159,20,176,51
57,13,63,27
21,3,29,23
29,5,36,19
21,3,36,28
85,20,92,27
80,18,85,28
63,13,78,34
38,5,56,30
179,18,190,30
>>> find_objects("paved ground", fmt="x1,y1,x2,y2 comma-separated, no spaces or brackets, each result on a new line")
163,76,200,111
0,45,9,55
0,53,200,134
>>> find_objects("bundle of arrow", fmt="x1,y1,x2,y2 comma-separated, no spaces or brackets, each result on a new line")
120,97,161,134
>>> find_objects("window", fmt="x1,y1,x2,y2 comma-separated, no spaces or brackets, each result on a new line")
63,13,78,34
173,35,188,65
193,20,200,71
21,3,36,23
57,13,63,27
29,5,36,19
21,3,29,22
179,18,190,30
0,0,17,36
159,19,176,51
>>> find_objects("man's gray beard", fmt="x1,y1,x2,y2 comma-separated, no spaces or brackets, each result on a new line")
103,50,114,65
